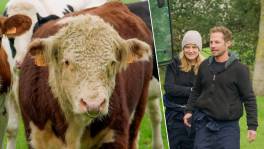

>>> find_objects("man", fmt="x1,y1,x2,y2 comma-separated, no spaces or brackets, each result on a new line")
183,26,258,149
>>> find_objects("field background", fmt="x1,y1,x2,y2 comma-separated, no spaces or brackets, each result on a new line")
0,0,169,149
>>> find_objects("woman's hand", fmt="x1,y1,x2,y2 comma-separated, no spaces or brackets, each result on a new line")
183,113,192,127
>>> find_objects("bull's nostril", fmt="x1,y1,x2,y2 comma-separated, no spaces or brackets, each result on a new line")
80,98,87,107
99,99,106,111
80,98,106,115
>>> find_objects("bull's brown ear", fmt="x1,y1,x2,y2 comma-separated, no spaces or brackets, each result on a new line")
28,39,47,67
0,16,7,34
2,14,32,37
126,38,152,64
116,38,152,71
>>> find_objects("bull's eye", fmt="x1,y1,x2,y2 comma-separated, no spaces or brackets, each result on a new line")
106,61,117,79
64,60,70,66
110,61,116,67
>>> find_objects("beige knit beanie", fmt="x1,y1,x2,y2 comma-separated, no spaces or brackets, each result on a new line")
181,30,202,50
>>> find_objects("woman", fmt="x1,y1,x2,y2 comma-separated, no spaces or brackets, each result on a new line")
164,30,204,149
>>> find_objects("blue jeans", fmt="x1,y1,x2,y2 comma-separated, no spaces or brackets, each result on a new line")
193,111,240,149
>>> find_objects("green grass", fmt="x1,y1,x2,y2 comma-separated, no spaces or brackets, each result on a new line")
0,0,7,14
139,102,169,149
3,120,28,148
240,97,264,149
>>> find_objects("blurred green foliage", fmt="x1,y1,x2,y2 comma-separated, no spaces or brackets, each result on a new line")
169,0,260,67
149,0,260,67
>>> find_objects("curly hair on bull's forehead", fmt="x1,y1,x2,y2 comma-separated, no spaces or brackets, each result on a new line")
54,14,123,62
56,14,119,38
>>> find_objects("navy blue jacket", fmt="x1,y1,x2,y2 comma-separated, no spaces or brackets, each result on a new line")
164,57,195,106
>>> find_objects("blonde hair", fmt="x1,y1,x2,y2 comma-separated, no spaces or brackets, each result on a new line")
179,51,204,75
210,26,232,42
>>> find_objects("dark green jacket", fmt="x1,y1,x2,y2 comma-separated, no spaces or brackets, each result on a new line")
186,53,258,130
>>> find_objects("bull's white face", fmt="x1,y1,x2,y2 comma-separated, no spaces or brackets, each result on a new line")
56,32,118,117
29,15,151,123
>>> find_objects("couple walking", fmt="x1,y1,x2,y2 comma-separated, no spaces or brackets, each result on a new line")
164,26,258,149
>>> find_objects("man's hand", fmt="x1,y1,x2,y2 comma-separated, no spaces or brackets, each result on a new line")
183,113,192,127
247,130,257,143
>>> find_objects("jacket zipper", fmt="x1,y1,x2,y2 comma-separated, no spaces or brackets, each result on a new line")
213,74,216,80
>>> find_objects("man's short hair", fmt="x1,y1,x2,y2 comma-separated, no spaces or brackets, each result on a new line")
210,26,232,42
